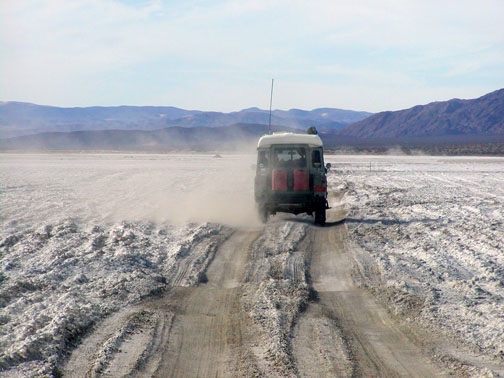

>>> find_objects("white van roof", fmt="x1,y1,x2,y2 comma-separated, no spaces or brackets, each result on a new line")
257,132,323,149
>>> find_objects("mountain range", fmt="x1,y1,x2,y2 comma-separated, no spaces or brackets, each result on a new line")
0,102,371,138
1,88,502,152
339,88,504,138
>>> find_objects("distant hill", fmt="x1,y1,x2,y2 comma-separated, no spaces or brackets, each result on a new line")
0,102,372,138
339,88,504,138
238,107,371,125
0,102,202,138
0,123,297,151
160,109,361,131
3,122,504,155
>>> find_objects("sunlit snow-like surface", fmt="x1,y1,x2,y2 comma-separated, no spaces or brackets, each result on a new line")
1,153,504,375
1,153,258,230
327,155,504,360
0,153,255,376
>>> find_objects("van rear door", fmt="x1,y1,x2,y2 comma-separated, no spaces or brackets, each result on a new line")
271,146,308,192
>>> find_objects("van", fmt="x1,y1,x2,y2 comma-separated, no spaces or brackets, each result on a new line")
254,130,331,225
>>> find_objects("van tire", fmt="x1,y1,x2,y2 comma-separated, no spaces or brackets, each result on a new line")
315,209,326,225
258,205,269,223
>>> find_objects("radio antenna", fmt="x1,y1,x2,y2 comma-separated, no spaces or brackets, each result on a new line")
268,78,274,134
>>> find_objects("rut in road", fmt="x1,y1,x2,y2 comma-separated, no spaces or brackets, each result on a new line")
293,208,447,377
147,230,261,377
61,230,261,378
62,210,451,377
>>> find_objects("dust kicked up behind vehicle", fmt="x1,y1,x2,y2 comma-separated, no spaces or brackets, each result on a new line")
254,128,331,225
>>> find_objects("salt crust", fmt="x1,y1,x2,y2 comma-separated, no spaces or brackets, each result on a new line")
327,155,504,370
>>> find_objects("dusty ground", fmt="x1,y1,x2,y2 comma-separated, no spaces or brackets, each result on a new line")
327,155,504,377
1,153,503,377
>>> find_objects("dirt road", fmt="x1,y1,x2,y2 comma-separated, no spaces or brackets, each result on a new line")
293,209,446,377
63,210,451,377
62,231,261,377
146,231,261,377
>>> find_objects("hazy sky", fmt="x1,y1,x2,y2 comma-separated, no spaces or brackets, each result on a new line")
1,0,503,112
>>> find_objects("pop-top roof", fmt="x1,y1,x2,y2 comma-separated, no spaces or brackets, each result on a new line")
257,132,323,148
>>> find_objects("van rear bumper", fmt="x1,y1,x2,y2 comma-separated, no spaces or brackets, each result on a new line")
262,192,327,215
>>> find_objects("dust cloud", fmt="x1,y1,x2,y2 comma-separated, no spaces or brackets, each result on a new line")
135,155,262,228
385,146,407,156
0,152,262,230
383,147,438,157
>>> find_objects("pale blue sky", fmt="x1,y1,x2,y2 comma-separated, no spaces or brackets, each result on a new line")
1,0,503,112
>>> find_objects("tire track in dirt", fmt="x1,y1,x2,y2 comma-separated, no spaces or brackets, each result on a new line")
63,199,453,377
149,230,261,377
62,230,261,378
293,208,448,377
